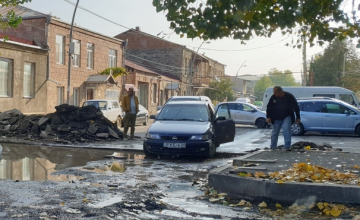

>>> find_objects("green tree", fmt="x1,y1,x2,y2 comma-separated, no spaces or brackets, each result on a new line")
254,76,273,101
0,0,32,32
204,78,234,102
99,67,128,79
267,68,300,86
153,0,360,46
311,39,347,86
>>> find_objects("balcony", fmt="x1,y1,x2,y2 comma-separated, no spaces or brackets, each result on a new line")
192,77,211,87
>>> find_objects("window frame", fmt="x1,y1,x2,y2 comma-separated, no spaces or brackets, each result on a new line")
57,86,64,105
152,83,157,103
108,49,117,68
87,43,94,69
0,58,13,97
56,35,65,64
23,62,35,98
72,39,81,67
73,87,80,106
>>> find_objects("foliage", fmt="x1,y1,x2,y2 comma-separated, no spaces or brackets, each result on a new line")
268,68,300,87
204,78,234,102
254,76,273,101
152,0,360,46
301,38,360,91
99,67,128,79
0,0,32,30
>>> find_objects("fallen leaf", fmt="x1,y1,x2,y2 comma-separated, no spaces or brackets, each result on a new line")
258,201,267,208
276,180,285,184
83,199,87,203
304,146,311,150
330,208,342,217
275,203,282,208
209,198,220,203
60,202,65,206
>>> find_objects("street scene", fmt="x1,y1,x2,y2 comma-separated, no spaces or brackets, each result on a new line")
1,0,360,219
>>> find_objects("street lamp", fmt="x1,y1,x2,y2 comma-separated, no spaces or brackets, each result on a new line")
235,60,247,78
190,40,210,95
67,0,80,104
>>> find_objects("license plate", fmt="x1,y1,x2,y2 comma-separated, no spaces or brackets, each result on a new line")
163,142,186,148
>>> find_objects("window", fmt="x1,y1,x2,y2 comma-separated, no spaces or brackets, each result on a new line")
313,94,335,98
112,101,119,109
108,49,117,68
56,35,65,64
302,101,321,112
73,88,79,106
243,104,255,112
0,58,12,97
152,83,157,103
322,103,351,114
72,39,80,67
339,94,355,105
87,88,94,100
87,43,94,69
57,87,64,105
23,63,35,98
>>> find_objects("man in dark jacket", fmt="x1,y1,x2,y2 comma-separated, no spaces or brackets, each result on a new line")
266,86,300,151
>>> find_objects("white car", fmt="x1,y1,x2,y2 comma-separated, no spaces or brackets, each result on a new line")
83,99,123,128
156,96,214,115
216,102,268,128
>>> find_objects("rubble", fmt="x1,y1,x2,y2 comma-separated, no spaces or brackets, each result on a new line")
0,104,123,144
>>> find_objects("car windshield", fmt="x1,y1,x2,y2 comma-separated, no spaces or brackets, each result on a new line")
157,104,209,122
83,101,107,110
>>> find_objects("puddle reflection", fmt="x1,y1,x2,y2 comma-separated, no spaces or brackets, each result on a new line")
0,144,145,181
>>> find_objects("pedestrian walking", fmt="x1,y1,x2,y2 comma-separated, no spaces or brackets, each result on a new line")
266,86,300,151
121,87,139,140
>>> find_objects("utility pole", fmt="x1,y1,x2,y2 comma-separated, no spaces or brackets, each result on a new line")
302,35,307,87
67,0,80,104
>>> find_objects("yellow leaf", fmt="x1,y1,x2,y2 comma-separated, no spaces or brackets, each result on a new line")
258,201,267,208
60,202,65,206
306,159,311,162
237,199,246,206
276,180,285,184
317,202,324,210
323,202,328,207
330,209,341,217
275,203,282,208
274,7,280,12
304,146,311,150
180,34,184,38
83,199,87,202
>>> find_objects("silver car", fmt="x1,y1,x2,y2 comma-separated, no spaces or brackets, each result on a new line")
120,104,149,127
292,97,360,136
215,102,267,128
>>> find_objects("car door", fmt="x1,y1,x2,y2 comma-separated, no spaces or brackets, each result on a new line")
137,105,146,124
108,101,119,122
228,103,240,123
213,103,235,145
241,104,257,124
301,101,323,131
321,102,354,132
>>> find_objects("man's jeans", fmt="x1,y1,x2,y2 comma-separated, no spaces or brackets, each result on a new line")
270,116,292,149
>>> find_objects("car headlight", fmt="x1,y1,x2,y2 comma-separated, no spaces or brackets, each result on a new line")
190,134,210,141
145,133,161,140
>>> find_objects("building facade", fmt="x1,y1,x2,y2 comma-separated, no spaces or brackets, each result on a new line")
0,6,125,113
115,27,225,96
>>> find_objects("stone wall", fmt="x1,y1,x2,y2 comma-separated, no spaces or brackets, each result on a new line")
0,42,48,114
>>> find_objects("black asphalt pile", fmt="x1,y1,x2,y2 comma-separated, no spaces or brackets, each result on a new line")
279,141,339,151
0,104,123,144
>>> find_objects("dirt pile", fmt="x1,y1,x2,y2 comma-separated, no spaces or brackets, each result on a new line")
0,104,123,144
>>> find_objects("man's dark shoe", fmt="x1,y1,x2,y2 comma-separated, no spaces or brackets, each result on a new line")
285,148,292,151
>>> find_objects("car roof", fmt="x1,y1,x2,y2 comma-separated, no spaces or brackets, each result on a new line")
170,96,201,99
298,98,358,109
166,101,209,105
217,101,257,107
84,99,117,102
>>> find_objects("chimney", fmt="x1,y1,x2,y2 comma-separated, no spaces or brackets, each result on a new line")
135,26,140,31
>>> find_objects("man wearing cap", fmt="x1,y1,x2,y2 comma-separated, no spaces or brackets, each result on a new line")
121,87,139,140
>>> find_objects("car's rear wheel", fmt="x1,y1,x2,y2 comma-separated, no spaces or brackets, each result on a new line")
116,117,122,130
291,123,304,136
255,118,266,128
143,116,148,126
206,141,216,159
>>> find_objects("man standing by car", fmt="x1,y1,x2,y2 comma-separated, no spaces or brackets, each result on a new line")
121,87,139,140
266,86,300,151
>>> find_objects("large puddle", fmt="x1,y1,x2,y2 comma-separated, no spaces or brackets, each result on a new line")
0,143,145,182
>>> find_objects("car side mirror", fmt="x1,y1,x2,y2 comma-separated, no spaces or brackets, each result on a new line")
108,108,111,110
215,116,226,121
344,110,350,115
150,115,156,119
157,106,162,111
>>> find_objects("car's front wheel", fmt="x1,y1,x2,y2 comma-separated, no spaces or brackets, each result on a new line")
143,143,154,156
291,123,304,136
255,118,266,128
356,125,360,137
206,141,216,159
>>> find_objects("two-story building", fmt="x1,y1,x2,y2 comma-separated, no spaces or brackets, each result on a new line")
0,5,125,113
114,27,225,96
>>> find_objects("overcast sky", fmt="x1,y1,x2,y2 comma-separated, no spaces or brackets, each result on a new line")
23,0,354,81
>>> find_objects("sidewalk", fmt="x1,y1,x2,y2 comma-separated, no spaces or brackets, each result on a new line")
209,149,360,204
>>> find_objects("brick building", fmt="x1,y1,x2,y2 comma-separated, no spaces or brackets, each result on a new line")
124,60,180,115
114,27,225,96
0,6,125,113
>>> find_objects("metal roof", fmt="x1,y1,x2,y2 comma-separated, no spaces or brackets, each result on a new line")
85,75,116,84
125,60,157,74
0,5,48,19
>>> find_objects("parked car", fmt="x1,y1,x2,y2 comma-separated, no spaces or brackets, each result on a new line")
157,96,214,113
235,97,251,103
83,99,123,128
292,97,360,136
120,104,149,127
215,102,267,128
144,101,235,158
